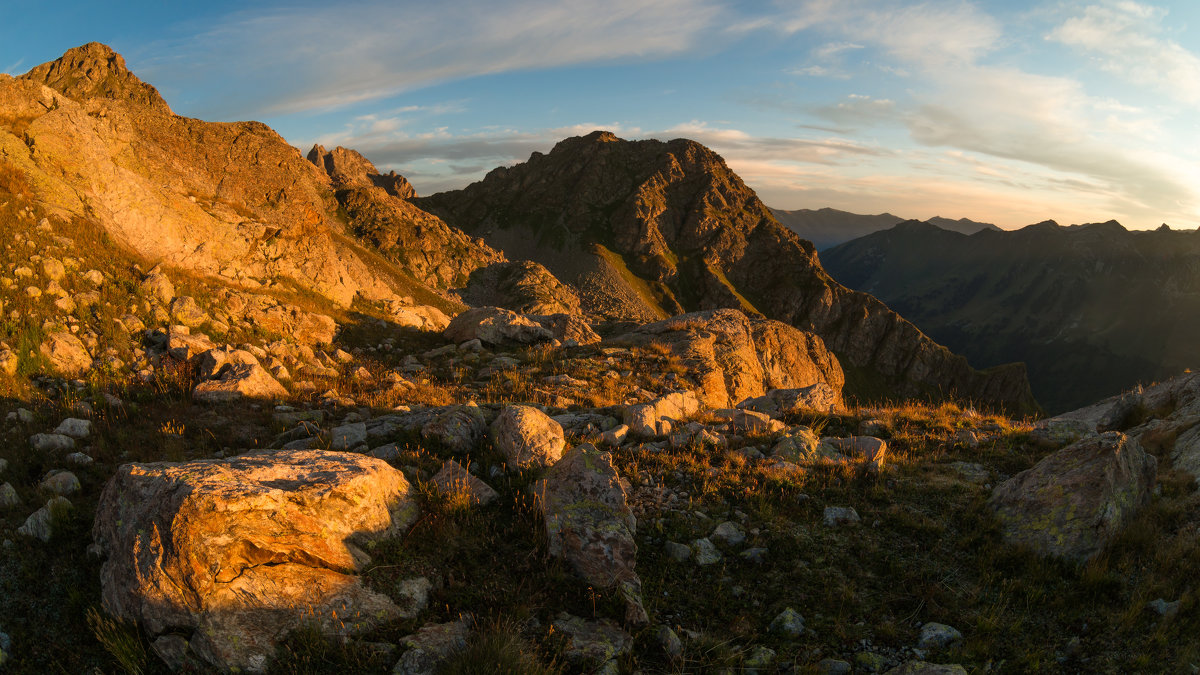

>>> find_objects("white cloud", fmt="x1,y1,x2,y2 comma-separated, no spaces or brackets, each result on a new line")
1049,1,1200,106
146,0,722,116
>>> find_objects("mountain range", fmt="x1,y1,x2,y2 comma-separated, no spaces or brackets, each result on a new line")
771,207,999,250
822,219,1200,412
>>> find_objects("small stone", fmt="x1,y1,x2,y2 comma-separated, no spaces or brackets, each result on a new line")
823,506,860,527
665,541,691,562
692,538,722,565
884,662,968,675
41,470,81,496
768,607,805,637
151,635,191,672
855,651,889,673
331,422,367,450
393,617,471,675
65,452,94,466
657,625,682,659
818,658,852,675
53,417,92,439
0,483,21,509
431,459,499,506
739,547,768,564
17,496,71,542
917,622,963,650
30,433,75,452
0,458,6,474
601,424,629,447
1147,598,1180,617
744,645,776,671
711,521,746,547
395,577,433,619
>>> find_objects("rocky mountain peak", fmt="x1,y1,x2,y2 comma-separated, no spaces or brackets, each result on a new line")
20,42,170,112
307,144,416,199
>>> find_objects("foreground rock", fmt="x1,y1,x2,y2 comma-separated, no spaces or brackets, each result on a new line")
93,450,419,672
613,309,844,409
535,444,647,625
989,432,1156,562
1045,372,1200,481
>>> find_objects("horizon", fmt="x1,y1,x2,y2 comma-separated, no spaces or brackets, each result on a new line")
3,0,1199,230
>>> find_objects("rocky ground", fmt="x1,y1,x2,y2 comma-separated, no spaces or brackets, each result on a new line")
1,188,1198,672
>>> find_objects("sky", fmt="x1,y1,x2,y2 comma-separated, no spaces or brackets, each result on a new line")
3,0,1199,230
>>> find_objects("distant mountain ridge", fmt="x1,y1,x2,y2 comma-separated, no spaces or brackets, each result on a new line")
419,132,1037,413
821,219,1200,412
771,207,999,250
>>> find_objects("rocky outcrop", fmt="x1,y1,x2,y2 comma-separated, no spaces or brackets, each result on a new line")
307,144,416,198
614,309,844,410
307,144,503,290
461,260,583,316
2,44,432,308
988,432,1156,562
1045,372,1200,481
92,449,418,672
535,444,647,625
443,306,598,346
419,131,1036,413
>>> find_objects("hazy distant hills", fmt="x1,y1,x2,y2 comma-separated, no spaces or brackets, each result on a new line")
771,207,999,250
821,219,1200,412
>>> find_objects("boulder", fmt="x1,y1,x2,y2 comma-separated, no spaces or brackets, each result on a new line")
169,296,207,327
0,347,17,376
823,436,889,470
141,271,175,304
739,383,841,415
491,405,565,468
387,303,452,332
535,444,647,625
30,433,75,453
194,348,259,380
712,408,786,434
93,449,418,673
53,417,92,439
18,497,70,542
885,663,968,675
421,405,488,454
193,363,288,403
625,391,701,437
39,332,93,376
443,306,599,346
612,309,844,409
393,617,472,675
988,432,1156,562
165,327,215,361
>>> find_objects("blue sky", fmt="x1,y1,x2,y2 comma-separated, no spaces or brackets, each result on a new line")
4,0,1199,229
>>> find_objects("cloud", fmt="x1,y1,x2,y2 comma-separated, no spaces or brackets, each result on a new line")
773,0,1001,66
144,0,722,117
1048,1,1200,106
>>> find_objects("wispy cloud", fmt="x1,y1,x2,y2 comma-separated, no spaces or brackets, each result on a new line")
1048,1,1200,106
146,0,723,116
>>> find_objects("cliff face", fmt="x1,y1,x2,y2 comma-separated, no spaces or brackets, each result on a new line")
306,145,503,291
0,44,446,308
419,131,1037,413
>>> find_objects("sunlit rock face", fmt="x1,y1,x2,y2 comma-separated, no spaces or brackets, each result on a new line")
92,449,418,672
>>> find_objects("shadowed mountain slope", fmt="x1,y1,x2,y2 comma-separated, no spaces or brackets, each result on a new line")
822,219,1200,412
418,131,1036,413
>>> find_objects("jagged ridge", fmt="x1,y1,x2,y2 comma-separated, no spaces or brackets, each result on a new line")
419,131,1037,413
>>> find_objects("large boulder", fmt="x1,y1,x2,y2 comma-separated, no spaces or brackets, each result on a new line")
988,432,1156,562
612,309,844,409
39,332,93,376
534,444,647,625
420,405,488,453
443,306,599,346
92,450,418,672
491,405,565,468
